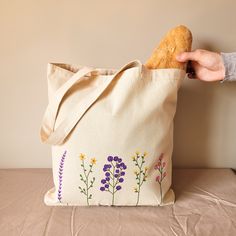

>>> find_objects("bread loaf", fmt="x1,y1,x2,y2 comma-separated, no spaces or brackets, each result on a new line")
145,25,192,70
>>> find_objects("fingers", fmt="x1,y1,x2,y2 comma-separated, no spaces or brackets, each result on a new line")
176,49,225,82
176,51,200,62
187,61,223,81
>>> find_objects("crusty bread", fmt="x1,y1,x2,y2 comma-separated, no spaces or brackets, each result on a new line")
145,25,192,70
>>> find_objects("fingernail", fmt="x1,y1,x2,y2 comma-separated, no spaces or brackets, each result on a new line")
187,73,196,79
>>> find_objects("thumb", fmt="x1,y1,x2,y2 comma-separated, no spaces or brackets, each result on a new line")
176,51,199,62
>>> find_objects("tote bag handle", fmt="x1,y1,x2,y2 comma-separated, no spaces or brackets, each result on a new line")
40,60,142,145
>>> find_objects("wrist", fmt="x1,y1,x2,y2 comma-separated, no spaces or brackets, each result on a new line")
219,53,226,81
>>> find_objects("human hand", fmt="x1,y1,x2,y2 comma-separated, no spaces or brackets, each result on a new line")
176,49,225,81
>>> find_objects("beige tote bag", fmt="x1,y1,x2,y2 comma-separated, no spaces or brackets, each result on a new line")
40,60,185,206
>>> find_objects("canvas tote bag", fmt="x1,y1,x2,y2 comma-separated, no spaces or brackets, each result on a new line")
40,60,185,206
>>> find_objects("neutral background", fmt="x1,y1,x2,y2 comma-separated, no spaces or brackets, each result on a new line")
1,0,236,168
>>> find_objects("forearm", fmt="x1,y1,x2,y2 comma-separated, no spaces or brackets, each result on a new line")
221,52,236,82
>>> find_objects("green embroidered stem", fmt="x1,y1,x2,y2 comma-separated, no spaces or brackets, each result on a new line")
78,154,96,206
132,152,148,206
111,161,115,206
160,182,162,203
154,153,167,204
100,156,127,206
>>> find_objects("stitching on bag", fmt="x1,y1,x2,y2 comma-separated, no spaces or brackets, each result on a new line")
55,151,169,206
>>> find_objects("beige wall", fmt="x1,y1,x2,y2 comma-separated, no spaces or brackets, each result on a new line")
0,0,236,168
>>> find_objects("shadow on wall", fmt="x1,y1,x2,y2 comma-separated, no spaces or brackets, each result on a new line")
172,42,236,168
173,79,215,168
173,78,236,168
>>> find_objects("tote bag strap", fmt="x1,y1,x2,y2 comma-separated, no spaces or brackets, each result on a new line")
40,60,142,145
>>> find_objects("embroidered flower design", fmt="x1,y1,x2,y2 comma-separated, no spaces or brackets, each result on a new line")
58,150,67,203
78,154,96,206
154,153,167,204
100,155,127,206
90,158,97,165
132,151,148,205
79,153,85,160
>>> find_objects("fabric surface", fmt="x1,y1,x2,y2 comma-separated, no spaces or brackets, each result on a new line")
221,52,236,82
41,61,185,206
0,168,235,236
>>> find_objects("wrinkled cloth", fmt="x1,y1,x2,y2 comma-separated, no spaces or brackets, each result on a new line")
0,168,236,236
221,52,236,82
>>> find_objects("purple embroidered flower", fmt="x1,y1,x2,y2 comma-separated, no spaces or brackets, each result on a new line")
121,163,127,169
57,150,67,203
116,185,121,190
100,155,126,205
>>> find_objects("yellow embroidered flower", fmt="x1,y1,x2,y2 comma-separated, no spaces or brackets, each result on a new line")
79,153,85,160
90,158,97,165
131,156,136,161
143,152,148,157
134,170,139,175
144,166,148,171
135,151,140,155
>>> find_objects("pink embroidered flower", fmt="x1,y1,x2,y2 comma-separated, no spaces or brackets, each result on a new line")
154,153,167,204
159,153,164,161
156,176,160,183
